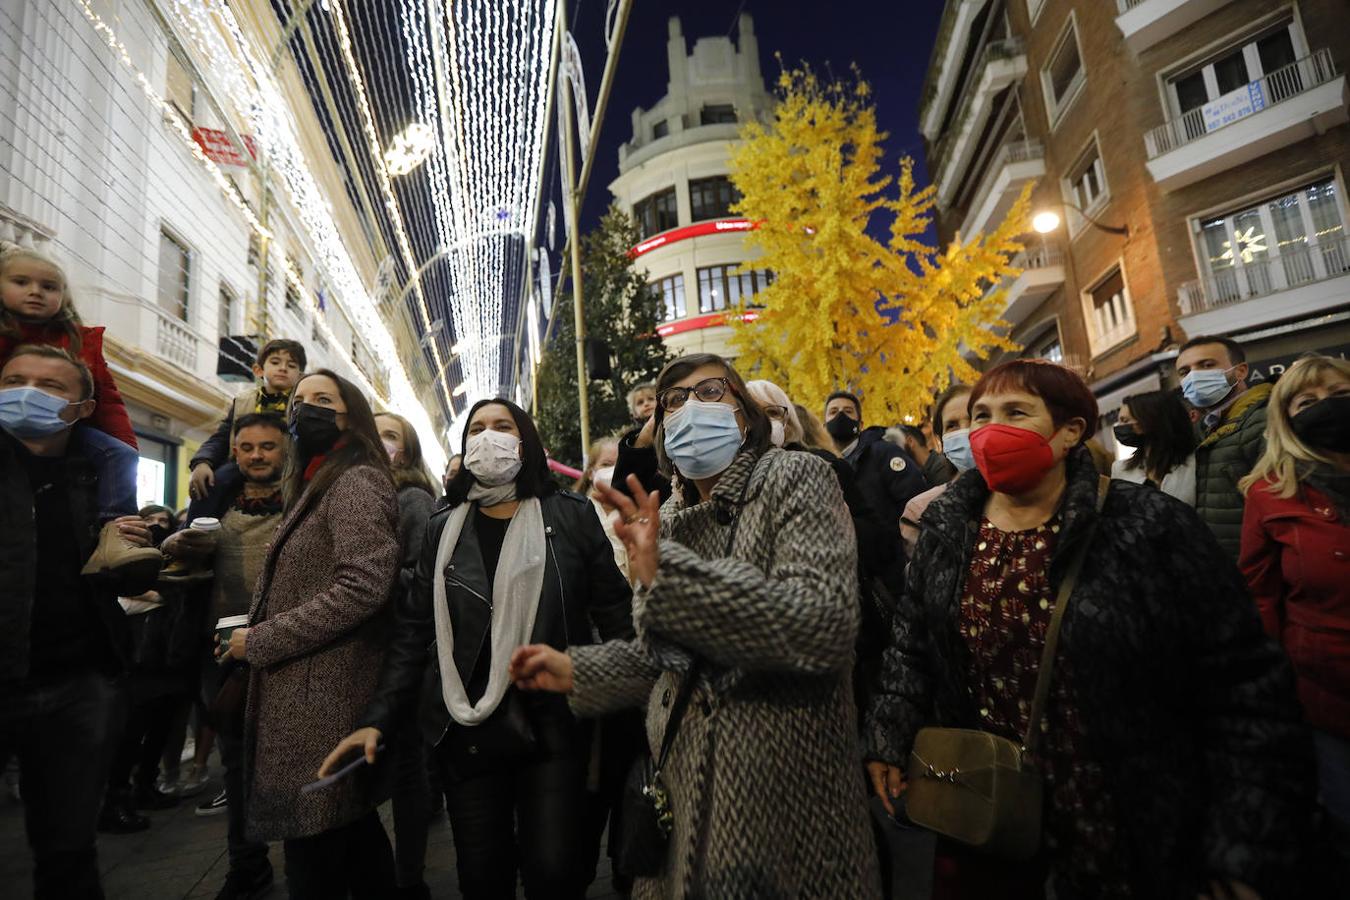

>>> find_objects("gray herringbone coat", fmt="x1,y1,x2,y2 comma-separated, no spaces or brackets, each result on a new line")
243,464,399,842
569,448,881,899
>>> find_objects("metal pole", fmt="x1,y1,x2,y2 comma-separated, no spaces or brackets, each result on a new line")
558,0,590,458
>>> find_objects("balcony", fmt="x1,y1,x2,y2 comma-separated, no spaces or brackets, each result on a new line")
1145,49,1349,191
959,140,1044,240
1001,244,1066,327
1177,233,1350,335
932,38,1029,209
1114,0,1233,55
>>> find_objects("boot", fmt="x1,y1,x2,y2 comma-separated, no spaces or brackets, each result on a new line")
157,558,214,584
82,520,163,589
98,789,150,834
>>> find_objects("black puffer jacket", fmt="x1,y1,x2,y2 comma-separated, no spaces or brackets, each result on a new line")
864,447,1315,899
361,490,634,747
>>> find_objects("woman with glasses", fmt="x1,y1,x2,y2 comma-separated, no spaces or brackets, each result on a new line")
509,354,879,897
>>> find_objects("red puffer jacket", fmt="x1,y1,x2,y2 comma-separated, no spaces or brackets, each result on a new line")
1240,477,1350,739
0,321,138,448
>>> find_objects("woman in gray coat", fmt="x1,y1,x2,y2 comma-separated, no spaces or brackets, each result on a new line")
219,369,400,899
510,354,880,898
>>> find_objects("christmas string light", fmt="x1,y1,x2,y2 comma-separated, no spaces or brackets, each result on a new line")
78,0,447,470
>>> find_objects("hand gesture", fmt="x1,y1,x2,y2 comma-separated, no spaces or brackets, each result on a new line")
189,463,215,500
112,516,152,548
317,727,383,778
162,528,216,561
509,644,574,693
596,475,660,588
632,414,657,449
865,761,907,817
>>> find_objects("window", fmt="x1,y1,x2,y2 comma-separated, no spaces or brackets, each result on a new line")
689,176,741,222
218,285,236,337
651,273,687,322
1167,20,1304,137
157,229,191,321
1068,143,1107,213
247,232,262,267
697,265,773,314
1083,265,1136,354
311,321,328,352
633,187,678,239
1195,177,1348,303
1035,335,1063,363
1042,19,1084,126
165,50,195,121
652,119,669,140
700,104,737,126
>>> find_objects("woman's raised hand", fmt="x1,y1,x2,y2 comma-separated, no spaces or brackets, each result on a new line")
509,644,574,693
597,474,661,587
317,726,383,778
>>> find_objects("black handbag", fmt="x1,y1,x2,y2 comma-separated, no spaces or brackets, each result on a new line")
443,688,539,778
614,660,702,878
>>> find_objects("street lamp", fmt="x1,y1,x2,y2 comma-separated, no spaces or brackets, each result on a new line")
1032,202,1128,237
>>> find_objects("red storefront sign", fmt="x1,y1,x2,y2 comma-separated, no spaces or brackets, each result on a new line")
655,309,759,338
629,218,759,258
192,127,257,167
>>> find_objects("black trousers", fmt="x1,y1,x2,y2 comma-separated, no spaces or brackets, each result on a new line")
281,810,395,899
201,659,270,879
439,742,590,900
107,691,179,792
390,715,432,888
0,670,123,900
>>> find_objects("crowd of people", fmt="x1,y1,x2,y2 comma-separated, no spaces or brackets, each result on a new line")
1,238,1348,900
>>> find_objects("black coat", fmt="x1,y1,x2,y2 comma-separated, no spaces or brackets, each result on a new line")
844,426,927,531
0,429,141,682
864,447,1316,898
361,490,634,748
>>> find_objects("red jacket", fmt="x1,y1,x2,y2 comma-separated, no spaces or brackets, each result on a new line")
0,321,138,448
1239,476,1350,739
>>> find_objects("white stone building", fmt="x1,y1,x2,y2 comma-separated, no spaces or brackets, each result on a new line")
607,14,776,359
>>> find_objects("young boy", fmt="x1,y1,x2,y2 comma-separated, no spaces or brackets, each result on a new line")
189,339,305,500
626,381,656,426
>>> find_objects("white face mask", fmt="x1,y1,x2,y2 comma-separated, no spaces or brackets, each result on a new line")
592,465,615,490
463,429,523,486
381,438,401,463
770,419,785,448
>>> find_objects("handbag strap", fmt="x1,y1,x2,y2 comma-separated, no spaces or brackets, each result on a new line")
1021,475,1109,755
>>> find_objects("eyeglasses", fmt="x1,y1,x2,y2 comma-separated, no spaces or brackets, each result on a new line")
762,405,789,421
657,377,733,412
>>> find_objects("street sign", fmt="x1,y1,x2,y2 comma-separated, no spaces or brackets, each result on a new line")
192,127,257,167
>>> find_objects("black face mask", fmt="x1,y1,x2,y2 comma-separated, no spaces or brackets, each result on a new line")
825,412,860,442
1112,423,1146,448
1291,394,1350,453
147,524,171,548
289,403,342,458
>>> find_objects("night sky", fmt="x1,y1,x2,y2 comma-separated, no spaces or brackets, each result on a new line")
571,0,947,232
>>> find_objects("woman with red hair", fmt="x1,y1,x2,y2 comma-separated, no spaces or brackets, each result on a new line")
863,360,1315,899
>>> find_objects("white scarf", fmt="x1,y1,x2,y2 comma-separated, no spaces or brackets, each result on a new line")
432,486,546,725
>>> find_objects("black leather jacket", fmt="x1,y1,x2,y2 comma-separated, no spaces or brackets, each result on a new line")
360,490,634,746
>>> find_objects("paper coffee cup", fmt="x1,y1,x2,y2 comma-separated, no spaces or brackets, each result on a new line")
215,614,249,645
191,517,221,533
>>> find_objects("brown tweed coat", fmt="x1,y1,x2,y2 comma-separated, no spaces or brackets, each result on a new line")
569,448,880,899
242,464,399,842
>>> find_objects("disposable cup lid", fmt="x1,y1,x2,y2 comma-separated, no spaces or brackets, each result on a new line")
215,615,249,629
191,517,221,531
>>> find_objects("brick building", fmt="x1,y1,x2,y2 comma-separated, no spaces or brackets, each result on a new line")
922,0,1350,441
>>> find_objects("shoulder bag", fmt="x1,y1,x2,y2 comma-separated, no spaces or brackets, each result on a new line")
903,475,1110,860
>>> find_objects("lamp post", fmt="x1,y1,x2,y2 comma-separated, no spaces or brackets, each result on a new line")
1032,202,1128,237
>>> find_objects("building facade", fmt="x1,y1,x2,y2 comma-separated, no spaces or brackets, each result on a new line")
923,0,1350,444
2,0,440,509
608,15,775,359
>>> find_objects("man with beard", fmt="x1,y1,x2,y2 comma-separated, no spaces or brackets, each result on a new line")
161,412,286,900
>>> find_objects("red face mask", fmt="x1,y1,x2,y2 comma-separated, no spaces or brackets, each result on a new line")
970,423,1060,495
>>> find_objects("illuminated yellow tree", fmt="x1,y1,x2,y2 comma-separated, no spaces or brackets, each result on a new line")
728,66,1031,422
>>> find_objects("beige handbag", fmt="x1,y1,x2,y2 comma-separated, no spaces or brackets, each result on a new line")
904,476,1109,860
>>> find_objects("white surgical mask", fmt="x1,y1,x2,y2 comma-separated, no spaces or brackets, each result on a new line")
592,465,615,490
662,400,743,480
464,429,523,486
942,428,974,472
770,419,785,448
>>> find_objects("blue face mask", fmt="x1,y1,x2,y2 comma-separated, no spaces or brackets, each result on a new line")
942,428,974,472
662,400,744,480
1181,366,1236,409
0,386,75,438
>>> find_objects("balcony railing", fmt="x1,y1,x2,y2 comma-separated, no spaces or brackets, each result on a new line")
1014,244,1064,270
931,38,1027,173
1116,0,1149,11
961,139,1044,235
1178,233,1350,315
1146,49,1340,158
